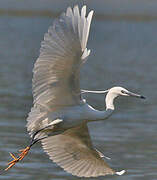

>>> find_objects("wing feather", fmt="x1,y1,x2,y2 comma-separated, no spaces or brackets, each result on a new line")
41,124,116,177
32,5,93,111
27,5,93,135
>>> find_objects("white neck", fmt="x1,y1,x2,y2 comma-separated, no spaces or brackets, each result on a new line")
87,106,114,121
105,90,118,110
85,89,120,122
89,90,118,121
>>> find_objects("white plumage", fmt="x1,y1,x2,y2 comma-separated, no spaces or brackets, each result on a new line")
25,5,145,177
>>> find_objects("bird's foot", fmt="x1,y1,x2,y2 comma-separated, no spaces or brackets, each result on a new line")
18,146,30,161
5,153,19,171
5,146,30,171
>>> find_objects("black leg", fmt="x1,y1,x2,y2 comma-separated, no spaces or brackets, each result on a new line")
31,124,54,144
30,136,47,148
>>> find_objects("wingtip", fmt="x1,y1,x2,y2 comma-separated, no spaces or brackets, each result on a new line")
73,5,79,11
81,5,86,17
82,5,87,10
66,6,72,16
116,170,126,176
89,10,94,18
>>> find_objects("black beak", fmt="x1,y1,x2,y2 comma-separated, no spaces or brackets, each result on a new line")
126,91,146,99
140,95,146,99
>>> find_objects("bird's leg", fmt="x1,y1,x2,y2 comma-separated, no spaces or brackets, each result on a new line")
30,119,63,143
5,119,63,171
17,136,47,161
5,128,49,171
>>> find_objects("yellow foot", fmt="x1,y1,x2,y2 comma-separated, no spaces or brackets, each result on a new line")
5,153,19,171
5,146,31,171
18,146,30,161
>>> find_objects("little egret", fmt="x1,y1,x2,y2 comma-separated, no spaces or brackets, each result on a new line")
5,5,145,177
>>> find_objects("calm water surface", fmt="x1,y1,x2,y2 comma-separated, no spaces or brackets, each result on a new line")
0,2,157,180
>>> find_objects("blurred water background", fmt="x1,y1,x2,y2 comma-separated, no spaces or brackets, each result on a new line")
0,0,157,179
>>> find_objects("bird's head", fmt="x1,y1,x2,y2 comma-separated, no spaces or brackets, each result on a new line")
107,86,145,99
105,86,145,110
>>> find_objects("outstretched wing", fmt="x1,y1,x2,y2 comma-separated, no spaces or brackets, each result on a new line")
26,6,93,136
41,124,116,177
32,5,93,110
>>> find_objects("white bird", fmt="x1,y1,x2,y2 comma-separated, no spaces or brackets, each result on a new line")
5,5,145,177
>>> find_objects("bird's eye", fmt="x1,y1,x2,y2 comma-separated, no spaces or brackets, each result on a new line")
121,90,125,94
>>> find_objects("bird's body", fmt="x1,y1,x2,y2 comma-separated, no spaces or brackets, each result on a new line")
43,103,112,130
5,5,145,177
